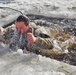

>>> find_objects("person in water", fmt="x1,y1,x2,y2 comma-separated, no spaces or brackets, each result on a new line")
0,15,53,54
10,15,37,52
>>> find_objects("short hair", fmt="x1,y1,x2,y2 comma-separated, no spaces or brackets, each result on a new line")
16,15,29,26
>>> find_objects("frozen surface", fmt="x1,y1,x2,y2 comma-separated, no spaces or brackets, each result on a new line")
0,0,76,75
0,48,76,75
0,0,76,18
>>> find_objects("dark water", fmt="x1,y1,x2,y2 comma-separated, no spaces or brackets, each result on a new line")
27,14,76,35
27,14,76,66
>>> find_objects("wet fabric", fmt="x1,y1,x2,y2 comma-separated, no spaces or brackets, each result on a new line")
35,37,53,49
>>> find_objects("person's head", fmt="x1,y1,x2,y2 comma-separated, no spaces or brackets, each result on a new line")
15,15,30,34
16,15,29,26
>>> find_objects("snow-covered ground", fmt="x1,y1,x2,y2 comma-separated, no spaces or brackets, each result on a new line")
0,0,76,18
0,0,76,75
0,47,76,75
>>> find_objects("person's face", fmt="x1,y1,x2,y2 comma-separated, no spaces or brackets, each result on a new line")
15,21,27,34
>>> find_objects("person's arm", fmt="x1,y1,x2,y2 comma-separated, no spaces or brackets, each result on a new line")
0,27,5,42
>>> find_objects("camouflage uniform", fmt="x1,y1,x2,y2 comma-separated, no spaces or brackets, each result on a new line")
3,25,53,53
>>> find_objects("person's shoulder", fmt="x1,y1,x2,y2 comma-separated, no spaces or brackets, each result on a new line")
0,27,4,35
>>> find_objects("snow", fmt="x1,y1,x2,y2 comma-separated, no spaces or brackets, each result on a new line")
0,51,75,75
0,0,76,75
0,0,76,18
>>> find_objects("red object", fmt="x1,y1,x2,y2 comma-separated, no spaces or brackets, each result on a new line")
27,33,37,51
27,33,37,44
